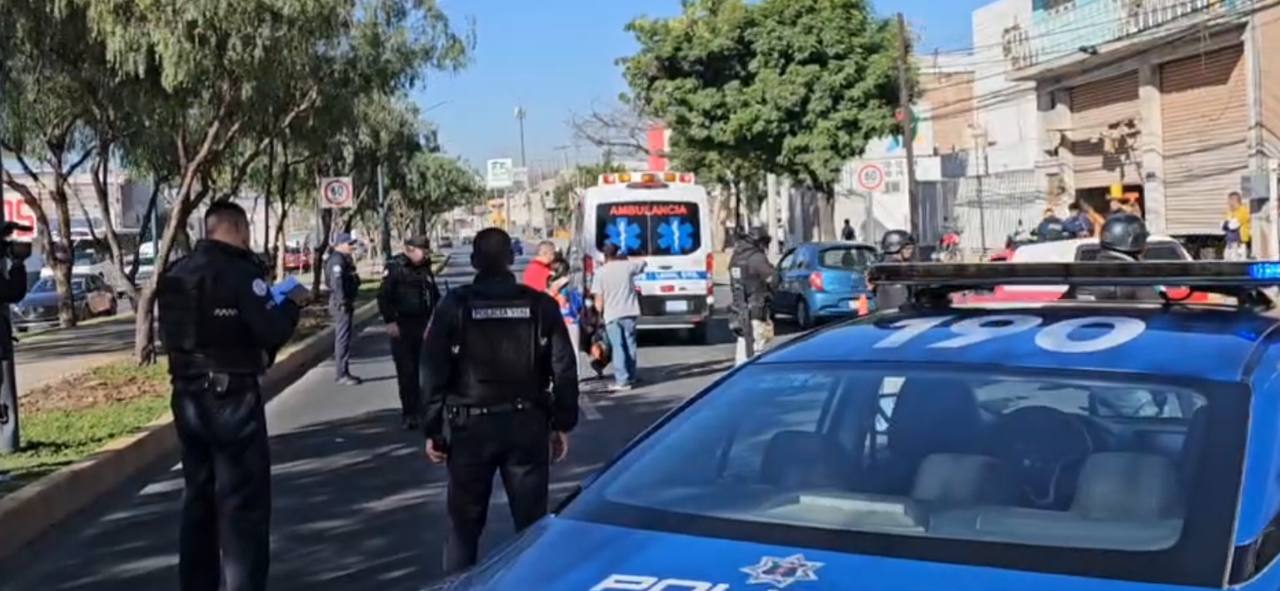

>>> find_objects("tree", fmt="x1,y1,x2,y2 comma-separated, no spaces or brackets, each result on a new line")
748,0,900,239
0,0,99,328
59,0,472,362
402,153,485,233
622,0,902,240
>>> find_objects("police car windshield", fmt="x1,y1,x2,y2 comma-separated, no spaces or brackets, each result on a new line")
595,201,702,257
565,364,1246,586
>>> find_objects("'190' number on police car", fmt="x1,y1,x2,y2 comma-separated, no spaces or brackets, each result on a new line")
873,315,1146,353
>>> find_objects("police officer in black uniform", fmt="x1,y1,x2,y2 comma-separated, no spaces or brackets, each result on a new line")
377,234,441,429
1069,213,1157,301
421,228,579,573
874,230,916,311
729,227,777,365
157,202,306,591
325,233,362,385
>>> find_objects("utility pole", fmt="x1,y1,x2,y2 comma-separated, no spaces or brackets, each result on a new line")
515,107,528,168
896,13,920,239
973,127,989,254
377,163,390,263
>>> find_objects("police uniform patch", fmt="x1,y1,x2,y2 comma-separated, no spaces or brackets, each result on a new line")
332,265,342,274
252,279,268,297
471,306,532,320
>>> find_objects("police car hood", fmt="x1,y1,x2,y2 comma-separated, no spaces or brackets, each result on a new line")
435,517,1201,590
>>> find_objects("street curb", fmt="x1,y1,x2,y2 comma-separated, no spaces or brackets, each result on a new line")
0,299,383,561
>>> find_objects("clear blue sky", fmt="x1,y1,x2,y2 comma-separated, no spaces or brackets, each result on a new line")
422,0,993,171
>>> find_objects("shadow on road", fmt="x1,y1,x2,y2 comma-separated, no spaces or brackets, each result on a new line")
3,368,691,591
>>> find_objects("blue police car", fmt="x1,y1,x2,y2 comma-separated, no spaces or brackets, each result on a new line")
429,261,1280,590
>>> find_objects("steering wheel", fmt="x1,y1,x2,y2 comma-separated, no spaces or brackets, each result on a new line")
989,407,1094,509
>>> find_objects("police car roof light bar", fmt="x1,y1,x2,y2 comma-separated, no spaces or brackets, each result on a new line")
868,262,1280,288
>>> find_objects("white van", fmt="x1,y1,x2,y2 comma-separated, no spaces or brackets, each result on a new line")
578,172,714,342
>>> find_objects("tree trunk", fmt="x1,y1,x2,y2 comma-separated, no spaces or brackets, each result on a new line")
133,181,207,364
273,203,290,277
817,184,836,241
49,175,78,328
90,147,140,304
311,208,330,295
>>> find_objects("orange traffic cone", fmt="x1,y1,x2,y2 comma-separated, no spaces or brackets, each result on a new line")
856,294,870,317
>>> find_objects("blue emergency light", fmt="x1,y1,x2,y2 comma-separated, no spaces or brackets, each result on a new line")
1249,262,1280,281
869,261,1280,288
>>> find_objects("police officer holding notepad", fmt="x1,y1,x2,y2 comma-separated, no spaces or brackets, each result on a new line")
157,202,307,591
421,227,579,573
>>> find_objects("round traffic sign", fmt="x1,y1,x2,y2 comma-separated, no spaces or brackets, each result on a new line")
857,164,885,192
321,178,352,207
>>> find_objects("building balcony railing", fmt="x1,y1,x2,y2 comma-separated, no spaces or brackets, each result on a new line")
1004,0,1253,73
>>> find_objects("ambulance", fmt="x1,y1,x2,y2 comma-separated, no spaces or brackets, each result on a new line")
578,172,714,343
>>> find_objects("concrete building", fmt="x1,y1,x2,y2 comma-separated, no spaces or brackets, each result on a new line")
997,0,1280,255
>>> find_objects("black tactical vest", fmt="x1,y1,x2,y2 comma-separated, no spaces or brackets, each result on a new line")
454,286,545,406
389,257,438,319
159,250,269,376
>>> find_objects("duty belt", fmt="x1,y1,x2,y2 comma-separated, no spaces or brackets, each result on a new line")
448,399,534,417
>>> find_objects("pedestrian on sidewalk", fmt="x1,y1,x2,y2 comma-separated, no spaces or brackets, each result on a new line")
378,234,441,430
841,219,856,241
326,233,363,385
1224,191,1251,261
546,257,584,375
421,228,579,573
521,240,557,291
730,227,776,365
591,243,646,391
157,202,307,591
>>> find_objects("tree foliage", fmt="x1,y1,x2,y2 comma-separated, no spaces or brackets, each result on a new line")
0,0,474,361
622,0,902,239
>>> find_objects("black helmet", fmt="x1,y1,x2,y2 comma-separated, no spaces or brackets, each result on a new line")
746,226,771,247
1099,213,1149,255
881,230,916,256
1035,218,1067,242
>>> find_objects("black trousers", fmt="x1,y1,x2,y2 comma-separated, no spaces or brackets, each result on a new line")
444,410,550,573
331,302,354,379
389,317,428,419
171,375,271,591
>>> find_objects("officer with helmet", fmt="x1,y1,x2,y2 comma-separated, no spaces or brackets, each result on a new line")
729,226,777,365
875,230,916,311
1069,213,1157,301
421,227,579,573
1034,215,1068,242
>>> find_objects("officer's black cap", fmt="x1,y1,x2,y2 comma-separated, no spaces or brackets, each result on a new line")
405,234,430,249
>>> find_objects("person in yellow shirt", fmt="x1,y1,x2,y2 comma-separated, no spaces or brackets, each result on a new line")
1223,191,1250,261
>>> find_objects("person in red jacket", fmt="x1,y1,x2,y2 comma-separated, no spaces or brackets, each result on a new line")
521,240,557,290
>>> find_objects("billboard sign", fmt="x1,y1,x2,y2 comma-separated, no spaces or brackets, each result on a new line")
486,159,514,190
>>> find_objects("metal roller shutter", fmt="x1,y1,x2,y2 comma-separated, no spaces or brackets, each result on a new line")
1161,45,1248,235
1069,72,1141,189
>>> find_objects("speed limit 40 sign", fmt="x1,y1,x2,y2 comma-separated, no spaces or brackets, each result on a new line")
319,177,354,209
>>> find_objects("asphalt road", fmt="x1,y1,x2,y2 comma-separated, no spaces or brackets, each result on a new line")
1,250,744,591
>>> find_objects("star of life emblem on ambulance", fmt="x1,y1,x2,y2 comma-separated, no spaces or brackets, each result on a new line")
740,554,823,588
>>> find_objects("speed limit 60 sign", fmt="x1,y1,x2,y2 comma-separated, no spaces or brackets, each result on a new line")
856,164,885,192
319,177,354,209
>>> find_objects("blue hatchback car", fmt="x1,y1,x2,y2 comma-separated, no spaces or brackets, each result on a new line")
771,242,877,328
428,261,1280,591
